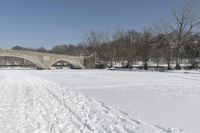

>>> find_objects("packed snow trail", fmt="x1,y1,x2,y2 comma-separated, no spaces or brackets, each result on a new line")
0,71,182,133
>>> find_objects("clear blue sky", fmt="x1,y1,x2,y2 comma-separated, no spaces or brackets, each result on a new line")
0,0,199,49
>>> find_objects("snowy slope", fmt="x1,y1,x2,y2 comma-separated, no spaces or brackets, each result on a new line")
0,71,183,133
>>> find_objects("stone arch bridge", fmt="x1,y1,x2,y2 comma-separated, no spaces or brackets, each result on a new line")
0,49,95,69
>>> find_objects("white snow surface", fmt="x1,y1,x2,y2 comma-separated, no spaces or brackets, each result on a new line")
0,70,197,133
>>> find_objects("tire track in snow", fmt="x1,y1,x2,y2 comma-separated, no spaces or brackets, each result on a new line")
0,71,184,133
26,76,93,133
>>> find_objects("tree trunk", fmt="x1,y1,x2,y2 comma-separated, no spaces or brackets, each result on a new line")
144,61,148,70
167,51,171,70
167,61,171,70
127,60,131,68
175,63,181,70
175,54,181,70
110,60,113,68
156,56,159,68
110,49,115,67
122,59,125,66
175,33,182,70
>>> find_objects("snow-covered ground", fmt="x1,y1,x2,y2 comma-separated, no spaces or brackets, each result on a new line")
0,70,199,132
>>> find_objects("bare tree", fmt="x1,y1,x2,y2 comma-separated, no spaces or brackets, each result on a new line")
122,30,140,68
173,0,200,69
100,32,114,67
85,30,104,60
137,28,153,70
109,27,125,67
153,18,175,69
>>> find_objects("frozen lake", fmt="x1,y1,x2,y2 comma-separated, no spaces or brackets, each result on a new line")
0,69,200,133
33,69,200,133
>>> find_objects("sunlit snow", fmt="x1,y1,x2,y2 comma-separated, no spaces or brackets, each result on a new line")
1,69,199,133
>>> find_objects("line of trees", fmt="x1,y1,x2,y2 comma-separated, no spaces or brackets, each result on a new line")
11,0,200,70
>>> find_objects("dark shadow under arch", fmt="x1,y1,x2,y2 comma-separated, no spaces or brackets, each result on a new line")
0,55,42,69
50,60,82,69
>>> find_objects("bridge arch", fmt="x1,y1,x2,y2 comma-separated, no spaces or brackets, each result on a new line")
0,55,45,69
48,59,84,69
0,49,95,69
